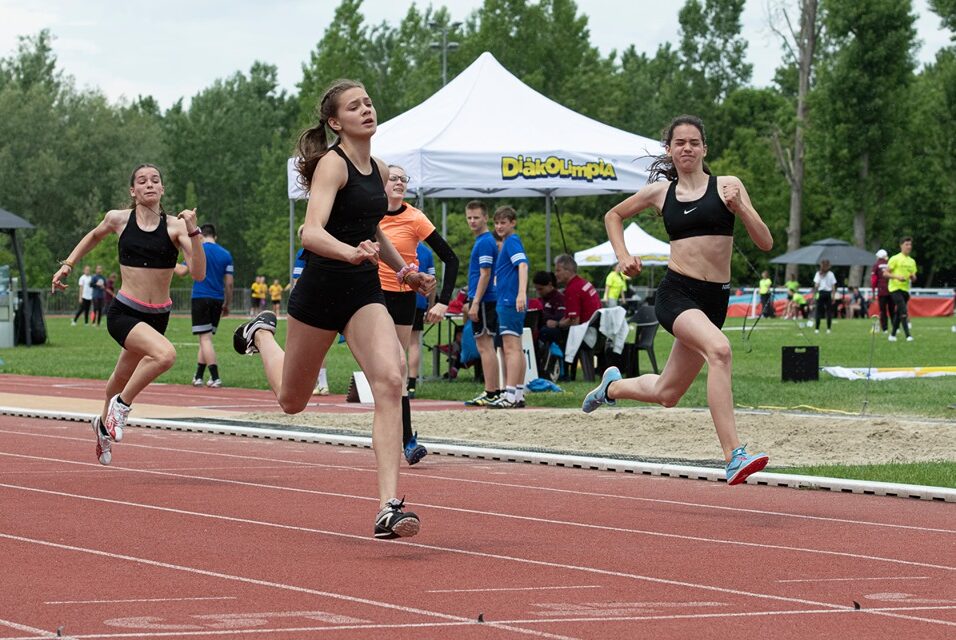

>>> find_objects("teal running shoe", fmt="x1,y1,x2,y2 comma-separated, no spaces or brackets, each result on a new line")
582,366,622,414
725,445,769,485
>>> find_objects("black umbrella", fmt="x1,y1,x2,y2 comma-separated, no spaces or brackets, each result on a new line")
770,238,878,266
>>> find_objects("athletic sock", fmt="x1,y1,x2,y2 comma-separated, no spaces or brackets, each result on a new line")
208,364,219,380
401,396,412,447
494,389,502,398
504,386,516,403
515,385,525,402
318,367,328,388
195,363,207,379
116,395,130,408
407,377,417,391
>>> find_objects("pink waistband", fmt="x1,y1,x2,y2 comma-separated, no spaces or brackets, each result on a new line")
118,291,172,309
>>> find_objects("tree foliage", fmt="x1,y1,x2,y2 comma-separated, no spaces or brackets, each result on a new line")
1,0,954,297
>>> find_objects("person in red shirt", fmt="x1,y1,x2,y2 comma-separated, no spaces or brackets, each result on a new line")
870,249,894,333
554,254,601,328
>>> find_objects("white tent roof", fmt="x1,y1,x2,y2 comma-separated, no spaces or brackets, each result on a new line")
574,222,670,267
288,52,663,199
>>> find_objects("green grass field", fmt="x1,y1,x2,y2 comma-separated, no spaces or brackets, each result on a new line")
2,313,954,487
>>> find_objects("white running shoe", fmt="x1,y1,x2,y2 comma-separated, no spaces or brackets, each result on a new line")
92,415,112,465
313,384,329,396
888,334,897,342
103,394,128,442
206,378,222,388
192,377,204,387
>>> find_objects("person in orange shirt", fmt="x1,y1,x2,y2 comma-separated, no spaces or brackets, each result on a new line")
378,164,459,465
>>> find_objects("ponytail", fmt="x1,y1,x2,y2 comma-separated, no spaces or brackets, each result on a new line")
294,79,365,191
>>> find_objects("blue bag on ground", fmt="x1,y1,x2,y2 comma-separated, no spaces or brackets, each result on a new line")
460,319,479,365
527,378,562,392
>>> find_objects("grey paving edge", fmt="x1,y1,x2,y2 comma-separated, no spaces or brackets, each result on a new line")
3,405,953,503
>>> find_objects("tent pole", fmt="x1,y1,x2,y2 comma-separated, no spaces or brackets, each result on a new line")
545,194,552,268
441,201,447,240
12,230,30,346
289,199,295,284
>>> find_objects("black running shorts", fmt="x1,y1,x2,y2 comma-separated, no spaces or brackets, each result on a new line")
383,291,417,326
654,269,730,335
191,297,224,335
468,300,499,338
107,298,171,347
412,307,426,331
287,264,385,333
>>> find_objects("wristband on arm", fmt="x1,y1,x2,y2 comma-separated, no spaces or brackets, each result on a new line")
395,263,419,286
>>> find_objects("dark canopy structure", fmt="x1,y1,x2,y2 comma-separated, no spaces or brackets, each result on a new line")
770,238,877,267
0,207,35,345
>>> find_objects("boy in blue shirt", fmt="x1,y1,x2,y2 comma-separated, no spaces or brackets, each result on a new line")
490,206,529,409
463,201,502,406
175,224,234,388
407,242,435,399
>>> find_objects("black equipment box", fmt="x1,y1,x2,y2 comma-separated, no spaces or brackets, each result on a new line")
781,346,819,382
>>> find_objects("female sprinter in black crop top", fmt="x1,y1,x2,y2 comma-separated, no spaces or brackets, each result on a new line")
232,80,435,540
52,164,205,466
581,115,775,487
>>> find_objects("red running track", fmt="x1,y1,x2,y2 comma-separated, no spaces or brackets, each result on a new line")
0,414,954,639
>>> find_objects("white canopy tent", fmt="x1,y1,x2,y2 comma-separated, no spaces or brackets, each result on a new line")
286,51,663,276
574,222,670,267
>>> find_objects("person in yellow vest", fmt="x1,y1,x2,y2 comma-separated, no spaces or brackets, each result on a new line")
791,290,809,319
269,278,284,315
758,270,775,318
249,275,267,316
603,262,630,307
886,236,917,342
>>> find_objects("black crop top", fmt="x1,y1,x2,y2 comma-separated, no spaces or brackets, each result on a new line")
304,145,387,272
662,175,735,241
118,211,180,269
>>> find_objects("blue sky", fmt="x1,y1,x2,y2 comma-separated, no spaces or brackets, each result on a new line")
1,0,950,109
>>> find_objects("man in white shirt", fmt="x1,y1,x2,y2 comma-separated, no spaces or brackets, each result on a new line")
811,259,837,334
72,265,93,326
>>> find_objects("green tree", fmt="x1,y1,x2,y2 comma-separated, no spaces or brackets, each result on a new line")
811,0,917,284
676,0,753,149
162,62,295,284
0,31,167,286
298,0,374,122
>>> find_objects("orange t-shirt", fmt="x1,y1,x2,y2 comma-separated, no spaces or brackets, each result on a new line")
377,203,435,292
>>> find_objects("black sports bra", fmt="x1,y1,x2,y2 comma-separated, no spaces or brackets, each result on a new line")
118,210,179,269
303,145,387,273
662,175,735,241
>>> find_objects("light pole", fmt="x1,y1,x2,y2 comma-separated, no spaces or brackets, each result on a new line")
429,21,461,87
429,21,460,240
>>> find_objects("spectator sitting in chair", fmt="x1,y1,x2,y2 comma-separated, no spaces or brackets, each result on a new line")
554,254,601,329
847,286,865,319
532,270,566,365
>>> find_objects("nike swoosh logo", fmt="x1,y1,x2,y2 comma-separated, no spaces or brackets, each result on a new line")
684,207,697,215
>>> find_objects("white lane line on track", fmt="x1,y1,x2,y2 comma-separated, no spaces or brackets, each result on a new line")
44,597,237,605
777,576,931,583
0,484,954,630
2,606,956,639
4,606,956,640
426,585,603,593
1,427,952,536
0,535,579,640
2,452,954,573
0,617,61,637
